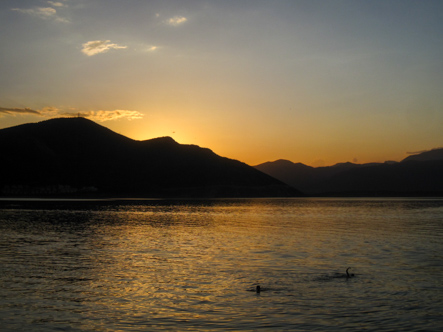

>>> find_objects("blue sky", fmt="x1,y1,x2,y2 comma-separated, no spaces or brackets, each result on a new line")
1,0,442,166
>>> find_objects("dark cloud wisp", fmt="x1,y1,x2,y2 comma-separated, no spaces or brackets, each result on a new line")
0,106,143,122
0,107,40,115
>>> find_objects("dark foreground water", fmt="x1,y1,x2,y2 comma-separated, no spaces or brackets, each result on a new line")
1,198,442,331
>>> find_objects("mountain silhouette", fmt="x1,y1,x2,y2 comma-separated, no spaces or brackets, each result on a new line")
401,148,443,162
255,149,443,196
0,118,301,198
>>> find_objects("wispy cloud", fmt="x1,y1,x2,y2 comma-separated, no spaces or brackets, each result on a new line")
0,106,143,122
47,1,65,7
133,43,160,53
71,110,143,122
82,40,127,56
141,45,159,53
0,107,40,116
11,6,69,23
12,7,56,18
167,16,187,26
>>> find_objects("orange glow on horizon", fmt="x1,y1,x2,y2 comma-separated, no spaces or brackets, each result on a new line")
113,118,412,167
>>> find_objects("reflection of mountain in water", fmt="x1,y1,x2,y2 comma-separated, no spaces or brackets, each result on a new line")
255,149,443,196
0,118,300,198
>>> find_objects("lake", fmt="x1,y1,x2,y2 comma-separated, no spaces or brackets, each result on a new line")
1,198,442,331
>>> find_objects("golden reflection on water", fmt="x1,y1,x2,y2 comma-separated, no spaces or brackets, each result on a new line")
1,198,443,331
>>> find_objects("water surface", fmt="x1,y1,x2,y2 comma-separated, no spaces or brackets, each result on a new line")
1,198,442,331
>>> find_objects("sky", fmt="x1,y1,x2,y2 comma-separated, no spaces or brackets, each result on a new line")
1,0,442,166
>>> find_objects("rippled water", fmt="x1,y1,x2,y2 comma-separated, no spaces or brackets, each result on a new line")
1,198,442,331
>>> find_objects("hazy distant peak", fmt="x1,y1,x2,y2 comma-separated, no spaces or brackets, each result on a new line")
333,162,356,166
256,159,309,168
272,159,296,166
143,136,177,144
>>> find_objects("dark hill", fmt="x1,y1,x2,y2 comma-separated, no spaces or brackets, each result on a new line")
310,160,443,195
401,148,443,162
255,160,374,194
0,118,301,198
255,153,443,196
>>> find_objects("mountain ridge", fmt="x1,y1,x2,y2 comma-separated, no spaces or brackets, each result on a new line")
402,148,443,162
254,149,443,196
0,118,301,198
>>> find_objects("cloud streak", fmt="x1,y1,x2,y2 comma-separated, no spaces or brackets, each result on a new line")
70,110,143,122
11,6,69,23
167,16,187,26
12,7,56,18
0,107,143,122
146,46,158,52
82,40,127,56
0,107,40,116
47,1,65,7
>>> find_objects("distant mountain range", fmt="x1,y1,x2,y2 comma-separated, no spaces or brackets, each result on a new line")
0,118,300,198
254,149,443,196
2,117,441,198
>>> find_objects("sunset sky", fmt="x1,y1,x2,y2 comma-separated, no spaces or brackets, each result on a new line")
1,0,442,166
